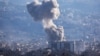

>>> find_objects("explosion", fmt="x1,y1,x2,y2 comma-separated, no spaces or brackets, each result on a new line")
27,0,65,46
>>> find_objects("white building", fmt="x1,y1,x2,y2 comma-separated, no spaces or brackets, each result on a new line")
50,40,86,54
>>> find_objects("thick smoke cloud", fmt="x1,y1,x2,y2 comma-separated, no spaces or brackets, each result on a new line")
27,0,60,21
27,0,65,44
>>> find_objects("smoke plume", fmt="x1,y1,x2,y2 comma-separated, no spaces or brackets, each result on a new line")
27,0,65,44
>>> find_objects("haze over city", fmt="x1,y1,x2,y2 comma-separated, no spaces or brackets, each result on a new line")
0,0,100,56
